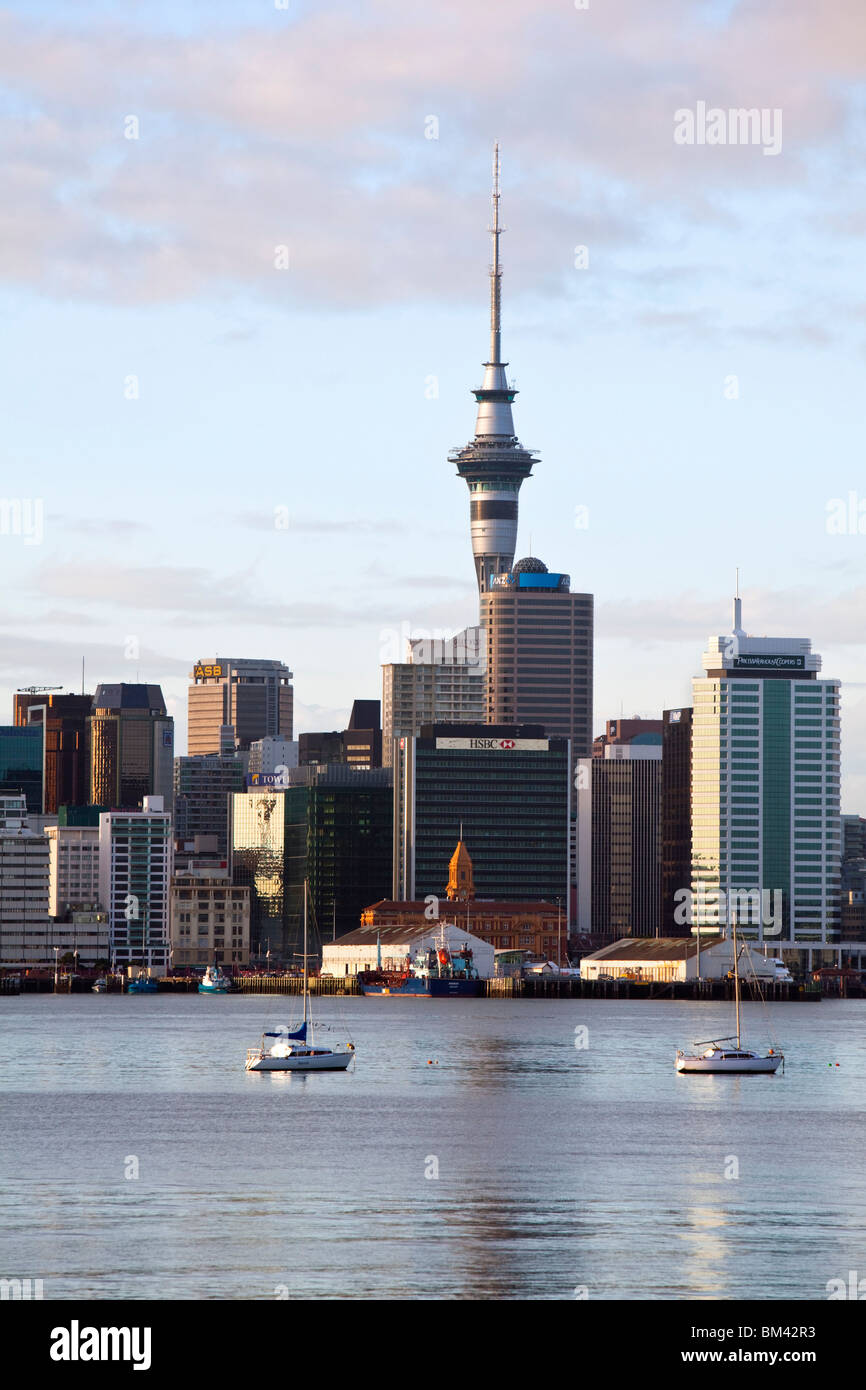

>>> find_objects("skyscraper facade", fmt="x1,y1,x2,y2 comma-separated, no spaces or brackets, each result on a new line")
393,724,570,904
98,795,172,973
14,692,92,811
89,684,174,810
0,725,44,813
661,707,693,937
482,558,593,760
173,752,247,855
448,146,537,596
576,737,662,938
690,598,841,958
187,658,293,755
382,628,485,767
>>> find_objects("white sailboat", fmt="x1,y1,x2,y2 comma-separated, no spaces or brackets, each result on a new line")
245,881,355,1073
676,912,784,1075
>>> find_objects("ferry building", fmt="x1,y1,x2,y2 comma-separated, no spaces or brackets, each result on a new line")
690,594,841,964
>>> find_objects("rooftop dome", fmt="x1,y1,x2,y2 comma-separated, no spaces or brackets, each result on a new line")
512,556,548,574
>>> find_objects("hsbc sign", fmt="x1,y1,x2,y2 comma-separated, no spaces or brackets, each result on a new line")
435,737,550,751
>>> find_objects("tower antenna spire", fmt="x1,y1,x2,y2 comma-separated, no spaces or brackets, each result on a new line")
489,140,502,365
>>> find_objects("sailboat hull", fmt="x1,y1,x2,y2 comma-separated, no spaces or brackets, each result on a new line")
246,1051,353,1072
676,1052,782,1074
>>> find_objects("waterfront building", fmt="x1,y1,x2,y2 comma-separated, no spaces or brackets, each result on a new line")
579,936,738,984
98,795,172,973
173,752,246,855
322,921,495,979
481,558,593,760
187,658,293,755
448,145,538,596
690,595,841,958
89,684,174,811
0,724,43,812
382,629,485,768
576,728,662,938
392,724,570,905
231,765,392,963
45,824,101,917
360,898,565,962
661,707,694,937
14,691,92,811
170,871,250,968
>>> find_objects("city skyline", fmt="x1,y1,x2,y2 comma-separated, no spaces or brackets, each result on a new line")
0,0,864,807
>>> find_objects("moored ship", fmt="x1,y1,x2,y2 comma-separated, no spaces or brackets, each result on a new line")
360,942,483,997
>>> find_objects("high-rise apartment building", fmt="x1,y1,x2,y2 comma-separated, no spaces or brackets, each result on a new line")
188,658,293,755
576,733,662,938
690,597,841,958
14,692,92,811
393,724,570,905
98,795,172,973
448,146,538,595
89,684,174,810
482,558,593,760
382,629,485,767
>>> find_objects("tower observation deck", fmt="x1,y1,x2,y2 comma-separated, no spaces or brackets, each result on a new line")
449,144,538,597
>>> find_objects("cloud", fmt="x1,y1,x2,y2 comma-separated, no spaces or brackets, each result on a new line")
0,1,862,311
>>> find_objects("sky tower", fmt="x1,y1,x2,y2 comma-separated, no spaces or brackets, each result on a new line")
449,144,538,596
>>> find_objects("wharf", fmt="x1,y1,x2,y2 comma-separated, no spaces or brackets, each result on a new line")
487,977,821,1001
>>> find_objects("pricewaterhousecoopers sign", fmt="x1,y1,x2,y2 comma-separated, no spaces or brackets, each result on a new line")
731,654,806,670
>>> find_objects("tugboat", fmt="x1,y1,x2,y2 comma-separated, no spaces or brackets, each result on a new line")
127,971,158,995
360,934,484,998
198,964,231,994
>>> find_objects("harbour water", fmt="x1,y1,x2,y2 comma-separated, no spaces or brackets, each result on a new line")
1,994,864,1300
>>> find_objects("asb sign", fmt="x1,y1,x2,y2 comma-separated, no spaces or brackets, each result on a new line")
193,663,223,679
435,737,550,751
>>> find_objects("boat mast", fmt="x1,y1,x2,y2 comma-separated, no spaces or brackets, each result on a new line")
303,878,309,1031
732,906,740,1049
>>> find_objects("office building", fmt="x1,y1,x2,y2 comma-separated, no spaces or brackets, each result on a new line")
14,691,92,811
482,558,593,760
661,707,693,936
89,684,174,810
382,628,485,767
448,146,538,595
248,737,299,778
232,765,392,963
690,595,841,959
173,752,246,855
0,724,43,812
0,793,51,963
576,731,662,938
299,700,382,770
170,872,251,968
188,658,293,755
393,724,570,905
98,795,172,973
45,824,101,917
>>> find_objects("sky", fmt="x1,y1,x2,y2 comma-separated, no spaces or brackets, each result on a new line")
0,0,865,803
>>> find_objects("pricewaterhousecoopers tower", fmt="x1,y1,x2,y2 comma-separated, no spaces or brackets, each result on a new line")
449,144,538,596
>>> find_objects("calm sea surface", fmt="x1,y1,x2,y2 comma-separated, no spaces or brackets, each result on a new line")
1,993,864,1300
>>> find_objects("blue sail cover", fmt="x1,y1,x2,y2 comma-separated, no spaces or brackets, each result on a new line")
264,1023,307,1041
